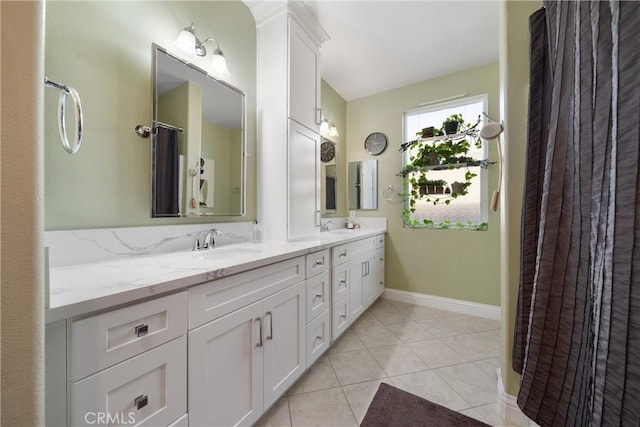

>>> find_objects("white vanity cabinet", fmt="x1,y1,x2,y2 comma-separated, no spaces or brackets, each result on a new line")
46,292,189,427
304,249,331,367
331,234,386,340
252,2,329,241
187,257,306,426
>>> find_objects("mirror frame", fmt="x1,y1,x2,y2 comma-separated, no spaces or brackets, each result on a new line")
151,44,247,218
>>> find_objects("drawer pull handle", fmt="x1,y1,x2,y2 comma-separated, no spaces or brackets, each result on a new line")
340,314,347,320
134,324,149,337
380,257,384,262
340,250,347,258
316,335,324,341
315,259,324,266
340,280,346,287
255,317,263,348
265,311,273,341
134,394,148,410
314,293,323,300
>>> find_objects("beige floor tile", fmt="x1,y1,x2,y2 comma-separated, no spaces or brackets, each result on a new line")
474,357,501,380
389,370,470,411
386,320,437,342
469,402,501,426
406,338,468,368
352,311,383,330
342,379,388,424
442,330,501,361
328,349,386,385
402,305,456,321
289,356,340,395
353,324,401,348
370,308,409,325
328,330,365,355
288,387,357,427
435,362,498,407
367,344,429,376
255,397,291,427
370,298,398,311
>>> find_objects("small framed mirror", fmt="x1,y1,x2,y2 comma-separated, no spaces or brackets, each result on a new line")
348,160,378,210
321,138,337,215
152,45,246,217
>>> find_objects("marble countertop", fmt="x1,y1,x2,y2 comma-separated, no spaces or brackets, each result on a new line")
46,227,386,323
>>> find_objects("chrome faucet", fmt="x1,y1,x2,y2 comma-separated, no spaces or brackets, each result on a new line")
320,220,335,233
203,229,223,249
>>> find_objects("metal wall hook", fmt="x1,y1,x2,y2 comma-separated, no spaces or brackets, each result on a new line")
135,121,183,138
45,77,84,154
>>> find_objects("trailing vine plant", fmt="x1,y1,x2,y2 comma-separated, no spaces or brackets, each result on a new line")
398,114,488,230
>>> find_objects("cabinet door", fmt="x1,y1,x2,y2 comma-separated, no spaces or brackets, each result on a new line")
288,120,320,240
362,252,379,309
189,301,264,427
263,282,306,408
288,17,320,132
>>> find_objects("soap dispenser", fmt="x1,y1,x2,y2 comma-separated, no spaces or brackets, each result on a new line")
251,219,263,243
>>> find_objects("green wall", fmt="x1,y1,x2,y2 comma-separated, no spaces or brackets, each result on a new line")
44,0,256,230
346,63,501,306
321,79,348,218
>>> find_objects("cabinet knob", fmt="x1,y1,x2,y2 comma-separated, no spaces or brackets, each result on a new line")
314,293,323,300
315,335,324,341
134,324,148,337
340,314,346,320
340,250,347,258
340,280,346,287
134,394,148,410
315,259,324,266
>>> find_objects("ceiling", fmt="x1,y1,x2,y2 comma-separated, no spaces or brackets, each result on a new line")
304,1,500,101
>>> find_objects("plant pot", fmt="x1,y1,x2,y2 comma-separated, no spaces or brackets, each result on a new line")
443,121,459,135
419,185,445,195
424,152,439,166
421,126,435,138
451,181,465,195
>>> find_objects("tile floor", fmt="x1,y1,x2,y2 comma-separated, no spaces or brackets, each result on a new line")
256,298,504,427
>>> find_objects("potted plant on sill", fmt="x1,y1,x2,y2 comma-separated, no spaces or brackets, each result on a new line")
442,114,465,135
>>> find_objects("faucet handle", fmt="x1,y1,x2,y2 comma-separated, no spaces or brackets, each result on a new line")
188,234,201,251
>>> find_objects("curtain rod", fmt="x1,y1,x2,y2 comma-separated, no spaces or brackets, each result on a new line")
417,93,469,107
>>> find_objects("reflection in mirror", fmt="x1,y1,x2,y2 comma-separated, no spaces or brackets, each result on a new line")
320,138,337,215
153,45,246,217
348,160,378,210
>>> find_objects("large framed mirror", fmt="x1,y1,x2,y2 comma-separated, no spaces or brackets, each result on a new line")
152,45,246,217
348,160,378,210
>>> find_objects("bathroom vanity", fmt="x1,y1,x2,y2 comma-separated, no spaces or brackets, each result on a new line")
45,228,386,426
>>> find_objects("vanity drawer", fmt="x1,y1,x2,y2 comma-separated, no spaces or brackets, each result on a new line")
70,336,186,427
70,292,187,381
349,236,377,258
376,234,385,248
306,271,330,323
332,297,350,341
306,249,330,278
331,263,350,303
331,243,350,266
189,256,305,329
306,309,330,367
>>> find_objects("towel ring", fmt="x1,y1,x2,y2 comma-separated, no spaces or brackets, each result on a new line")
45,77,84,155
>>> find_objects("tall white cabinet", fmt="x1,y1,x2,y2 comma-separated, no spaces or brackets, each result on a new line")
250,1,329,240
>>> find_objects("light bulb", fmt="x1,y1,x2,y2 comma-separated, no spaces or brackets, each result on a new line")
320,120,330,136
328,125,339,138
210,48,230,77
172,29,197,59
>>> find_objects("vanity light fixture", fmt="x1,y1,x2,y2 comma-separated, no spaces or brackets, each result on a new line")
320,118,339,138
172,23,230,77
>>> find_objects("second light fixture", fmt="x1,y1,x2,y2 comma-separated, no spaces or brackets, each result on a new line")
173,23,230,77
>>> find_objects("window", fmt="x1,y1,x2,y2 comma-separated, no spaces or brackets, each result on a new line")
402,95,488,230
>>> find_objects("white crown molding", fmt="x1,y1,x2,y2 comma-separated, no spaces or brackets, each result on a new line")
242,0,329,46
382,288,501,320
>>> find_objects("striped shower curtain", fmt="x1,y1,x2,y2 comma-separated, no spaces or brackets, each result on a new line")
513,1,639,425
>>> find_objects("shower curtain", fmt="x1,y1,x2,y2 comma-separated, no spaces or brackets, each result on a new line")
513,1,639,425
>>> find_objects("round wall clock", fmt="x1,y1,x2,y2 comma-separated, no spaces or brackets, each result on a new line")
320,140,336,162
364,132,388,155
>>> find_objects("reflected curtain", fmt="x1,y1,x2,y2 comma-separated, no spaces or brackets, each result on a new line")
153,126,180,216
514,1,640,425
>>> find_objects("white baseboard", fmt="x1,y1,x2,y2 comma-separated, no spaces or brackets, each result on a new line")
382,288,501,320
496,369,540,427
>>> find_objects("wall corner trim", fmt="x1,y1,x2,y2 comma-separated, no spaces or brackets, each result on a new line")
496,369,540,427
382,288,501,320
